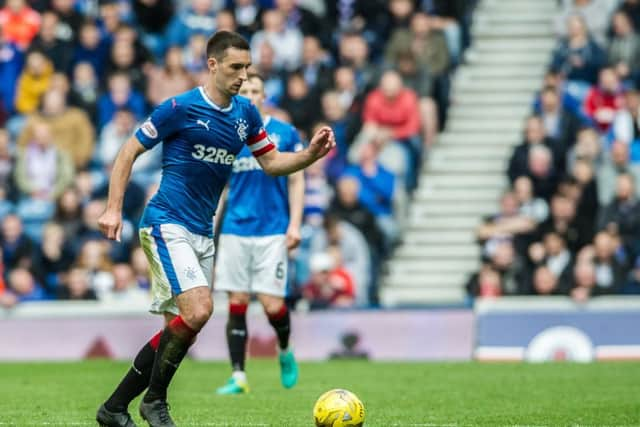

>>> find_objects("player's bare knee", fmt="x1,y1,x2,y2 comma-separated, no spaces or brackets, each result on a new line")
178,287,213,330
229,292,250,306
184,304,212,331
261,296,285,316
199,297,214,320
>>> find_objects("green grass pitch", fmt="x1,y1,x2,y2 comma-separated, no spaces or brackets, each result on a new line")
0,360,638,426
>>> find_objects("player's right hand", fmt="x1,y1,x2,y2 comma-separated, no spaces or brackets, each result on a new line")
98,209,123,242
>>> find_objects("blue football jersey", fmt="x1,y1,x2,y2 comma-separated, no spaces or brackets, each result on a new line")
135,87,275,237
221,116,303,236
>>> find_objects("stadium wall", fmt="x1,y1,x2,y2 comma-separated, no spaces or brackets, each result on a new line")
474,297,640,362
0,304,473,361
2,297,640,362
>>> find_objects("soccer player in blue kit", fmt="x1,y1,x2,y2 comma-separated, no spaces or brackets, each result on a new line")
95,31,335,427
214,73,304,395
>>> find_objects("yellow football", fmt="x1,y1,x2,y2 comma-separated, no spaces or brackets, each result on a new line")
313,388,365,427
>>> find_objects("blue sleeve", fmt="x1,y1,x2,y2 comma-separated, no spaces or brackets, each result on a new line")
135,97,184,149
247,103,265,138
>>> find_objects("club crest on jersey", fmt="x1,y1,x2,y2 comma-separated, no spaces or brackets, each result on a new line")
140,119,158,139
235,118,249,141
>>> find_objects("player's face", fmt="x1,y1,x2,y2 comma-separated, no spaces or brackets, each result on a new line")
238,77,265,109
210,47,251,97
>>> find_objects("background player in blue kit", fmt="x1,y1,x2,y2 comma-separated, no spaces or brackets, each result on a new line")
214,73,305,395
95,31,335,427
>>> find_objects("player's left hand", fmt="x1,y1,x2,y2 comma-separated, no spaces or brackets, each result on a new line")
307,126,335,161
286,225,301,250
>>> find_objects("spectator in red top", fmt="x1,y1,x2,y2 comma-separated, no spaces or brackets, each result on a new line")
465,264,503,298
363,70,422,191
0,0,41,49
363,70,421,141
583,67,625,133
303,249,355,309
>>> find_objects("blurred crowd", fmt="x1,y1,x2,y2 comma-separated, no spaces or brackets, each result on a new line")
467,0,640,302
0,0,475,309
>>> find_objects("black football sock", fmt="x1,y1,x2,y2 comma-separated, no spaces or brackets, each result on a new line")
226,303,248,372
104,331,162,412
267,305,290,351
143,316,196,403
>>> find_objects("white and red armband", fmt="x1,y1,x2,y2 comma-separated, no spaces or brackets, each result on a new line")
247,129,276,157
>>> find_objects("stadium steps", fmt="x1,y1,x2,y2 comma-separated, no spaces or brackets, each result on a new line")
415,201,498,216
453,79,542,93
473,38,555,53
403,230,477,245
395,245,480,259
443,119,524,133
452,91,539,105
389,259,482,275
427,162,506,174
418,174,508,188
436,132,520,147
380,0,557,307
448,105,530,120
427,148,509,162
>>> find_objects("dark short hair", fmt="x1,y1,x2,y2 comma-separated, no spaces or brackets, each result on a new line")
206,30,250,60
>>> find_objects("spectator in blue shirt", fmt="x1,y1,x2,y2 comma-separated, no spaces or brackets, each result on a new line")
550,14,606,97
1,214,35,270
132,0,174,58
320,91,360,183
8,267,48,302
226,0,264,40
97,72,146,129
343,140,398,246
72,20,110,78
165,0,218,47
0,35,24,116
